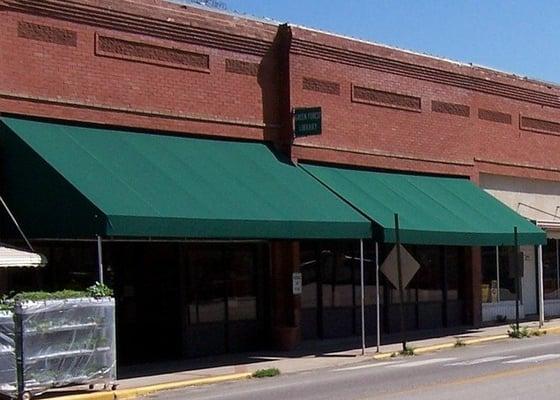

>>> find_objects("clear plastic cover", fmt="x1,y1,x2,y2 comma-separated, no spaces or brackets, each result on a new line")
0,298,116,397
0,311,16,394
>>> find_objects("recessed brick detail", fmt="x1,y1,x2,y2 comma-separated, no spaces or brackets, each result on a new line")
95,35,209,71
225,59,259,76
17,21,77,47
352,86,421,111
478,109,512,124
302,77,340,95
431,100,470,117
520,116,560,135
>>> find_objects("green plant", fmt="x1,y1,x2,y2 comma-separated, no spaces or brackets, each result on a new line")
508,324,530,338
454,339,466,347
400,346,415,356
252,368,280,378
12,290,87,302
87,282,113,298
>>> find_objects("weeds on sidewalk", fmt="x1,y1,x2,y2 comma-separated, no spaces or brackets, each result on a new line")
252,368,280,378
454,339,466,347
508,324,548,338
508,324,530,338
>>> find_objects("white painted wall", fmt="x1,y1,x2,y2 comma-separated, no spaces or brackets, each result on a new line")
521,245,537,315
480,174,560,222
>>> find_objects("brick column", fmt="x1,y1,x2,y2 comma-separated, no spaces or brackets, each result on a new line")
465,246,482,327
269,240,301,350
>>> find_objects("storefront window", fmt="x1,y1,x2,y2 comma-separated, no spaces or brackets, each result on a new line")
445,247,464,301
353,244,380,306
300,243,318,309
498,247,517,301
481,246,518,303
411,246,443,302
320,249,335,308
334,246,355,308
187,250,225,324
227,249,257,321
543,239,560,300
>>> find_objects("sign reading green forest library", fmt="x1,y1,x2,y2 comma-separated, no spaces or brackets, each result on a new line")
294,107,322,137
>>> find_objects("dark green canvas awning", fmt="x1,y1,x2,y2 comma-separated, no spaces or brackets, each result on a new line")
301,163,546,246
0,117,371,239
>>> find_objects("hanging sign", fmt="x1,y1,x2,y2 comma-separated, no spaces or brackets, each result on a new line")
294,107,322,137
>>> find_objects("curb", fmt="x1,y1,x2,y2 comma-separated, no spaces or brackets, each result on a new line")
542,325,560,334
371,325,560,360
47,373,252,400
372,333,511,359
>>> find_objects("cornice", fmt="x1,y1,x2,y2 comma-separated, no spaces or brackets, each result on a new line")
293,142,474,167
291,38,560,109
1,0,274,56
0,91,279,129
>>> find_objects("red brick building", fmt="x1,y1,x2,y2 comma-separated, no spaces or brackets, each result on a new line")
0,0,558,365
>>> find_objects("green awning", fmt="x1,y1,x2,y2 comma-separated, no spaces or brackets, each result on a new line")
0,117,371,239
301,163,546,246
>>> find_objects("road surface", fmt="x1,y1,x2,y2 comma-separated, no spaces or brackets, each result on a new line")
144,334,560,400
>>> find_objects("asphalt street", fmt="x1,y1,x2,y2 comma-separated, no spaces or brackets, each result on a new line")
144,334,560,400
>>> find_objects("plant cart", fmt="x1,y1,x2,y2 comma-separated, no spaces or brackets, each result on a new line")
0,295,117,400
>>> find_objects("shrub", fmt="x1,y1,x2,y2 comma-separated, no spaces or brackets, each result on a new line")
508,324,530,338
252,368,280,378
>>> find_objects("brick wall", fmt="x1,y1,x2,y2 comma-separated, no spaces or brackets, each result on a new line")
289,26,560,182
0,0,282,141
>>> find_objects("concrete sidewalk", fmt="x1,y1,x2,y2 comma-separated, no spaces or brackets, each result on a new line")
44,318,560,399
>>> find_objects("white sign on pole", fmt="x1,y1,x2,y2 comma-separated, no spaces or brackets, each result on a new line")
380,245,420,289
292,272,302,295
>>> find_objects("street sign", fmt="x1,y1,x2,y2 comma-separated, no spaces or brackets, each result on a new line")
292,272,302,295
294,107,322,137
380,245,420,289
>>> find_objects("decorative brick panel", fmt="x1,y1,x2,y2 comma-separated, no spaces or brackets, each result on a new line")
95,34,209,71
431,100,470,117
520,116,560,135
302,77,340,95
17,21,77,47
225,59,259,76
478,109,512,124
352,85,421,111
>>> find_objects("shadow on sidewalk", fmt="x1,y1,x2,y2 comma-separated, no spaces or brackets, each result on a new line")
118,324,487,379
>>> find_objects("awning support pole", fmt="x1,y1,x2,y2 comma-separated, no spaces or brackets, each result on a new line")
395,213,407,352
495,245,500,303
97,235,104,284
360,239,365,356
538,244,544,328
514,226,520,331
0,194,34,252
375,241,381,353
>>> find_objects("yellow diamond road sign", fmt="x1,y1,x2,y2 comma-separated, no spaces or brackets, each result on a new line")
380,245,420,289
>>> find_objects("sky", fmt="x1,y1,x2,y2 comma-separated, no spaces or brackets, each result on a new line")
222,0,560,84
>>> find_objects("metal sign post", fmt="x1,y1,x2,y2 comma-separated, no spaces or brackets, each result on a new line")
97,235,104,285
538,244,545,328
375,241,381,353
514,226,519,331
395,213,407,352
360,239,365,356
